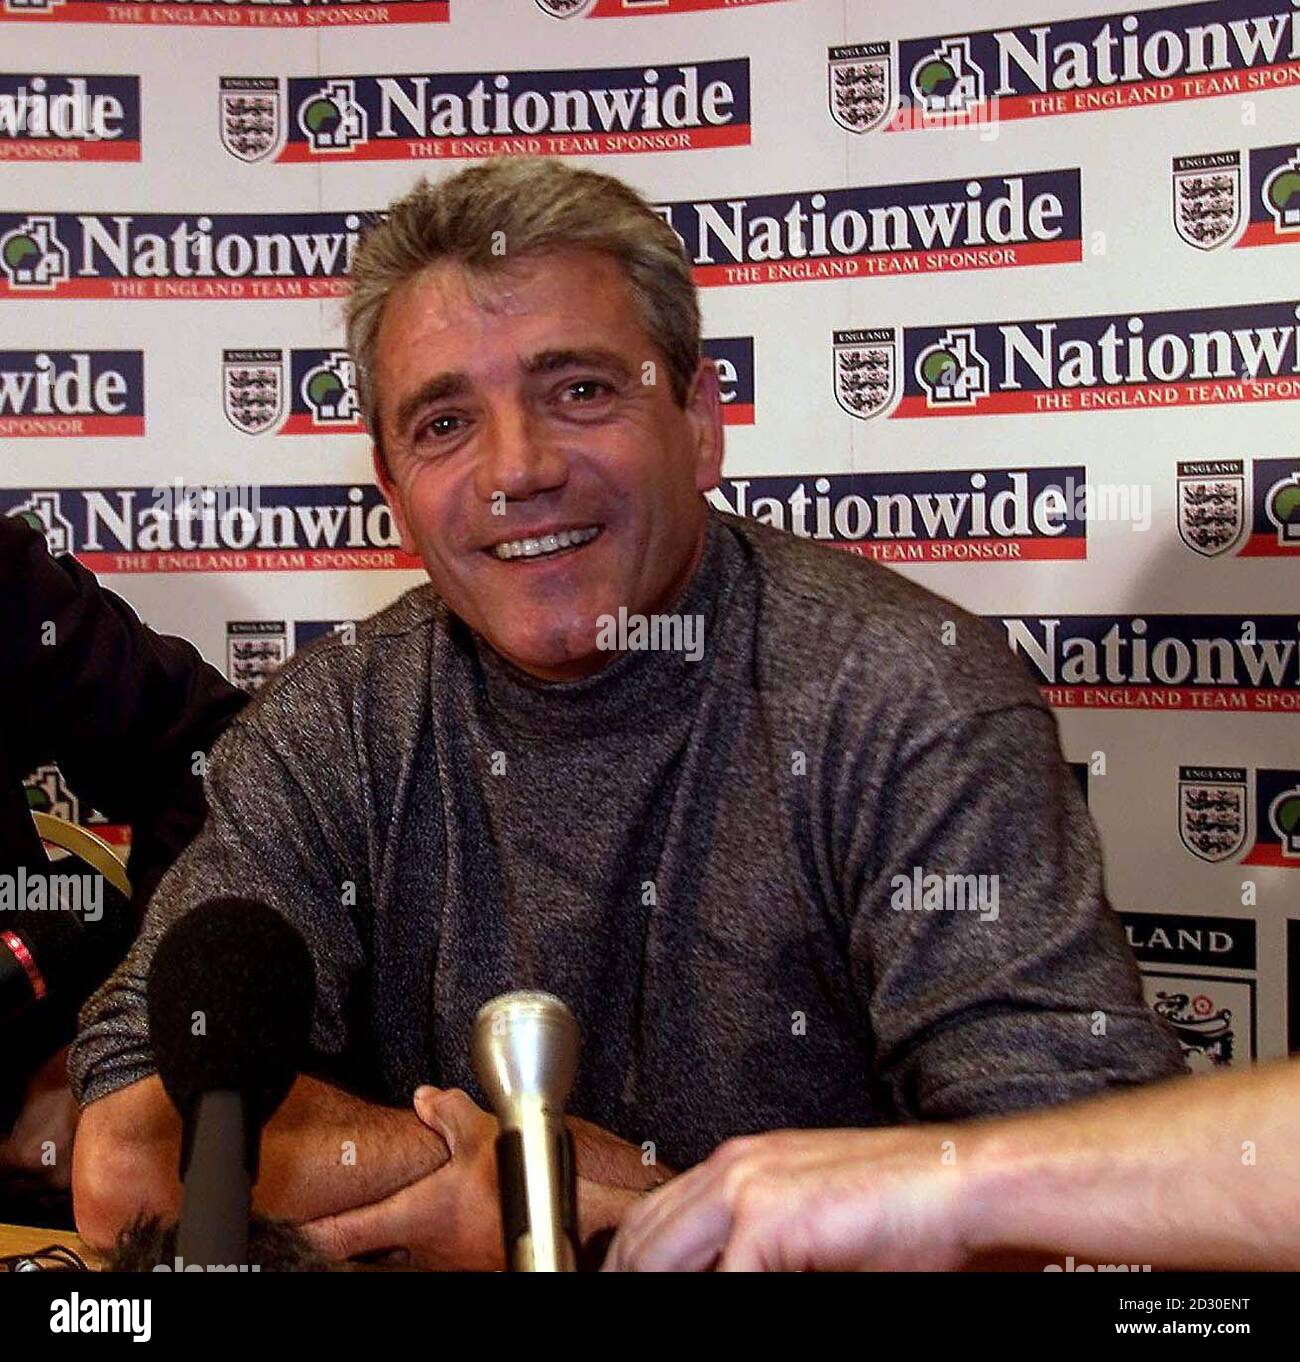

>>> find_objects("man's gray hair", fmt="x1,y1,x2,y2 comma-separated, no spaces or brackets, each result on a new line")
345,157,702,450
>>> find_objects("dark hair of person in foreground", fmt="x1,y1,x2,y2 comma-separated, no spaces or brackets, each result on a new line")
108,1213,331,1272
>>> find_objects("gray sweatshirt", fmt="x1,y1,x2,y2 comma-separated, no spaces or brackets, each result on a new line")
70,509,1185,1168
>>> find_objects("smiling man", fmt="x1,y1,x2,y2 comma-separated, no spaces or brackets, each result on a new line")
68,158,1183,1270
366,237,715,682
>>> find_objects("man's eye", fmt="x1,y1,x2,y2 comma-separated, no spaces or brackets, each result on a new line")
560,379,612,403
415,414,463,441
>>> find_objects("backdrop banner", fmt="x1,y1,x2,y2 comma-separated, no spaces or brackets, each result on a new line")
3,0,1297,1069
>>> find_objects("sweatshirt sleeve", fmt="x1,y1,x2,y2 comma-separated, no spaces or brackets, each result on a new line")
68,711,370,1109
843,702,1187,1120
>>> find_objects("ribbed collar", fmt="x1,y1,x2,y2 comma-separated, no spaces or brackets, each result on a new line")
459,512,737,739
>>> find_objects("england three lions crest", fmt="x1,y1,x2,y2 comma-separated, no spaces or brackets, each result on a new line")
1149,988,1235,1069
223,349,285,435
1178,766,1249,864
220,78,283,164
833,329,898,420
534,0,595,15
1176,460,1246,558
828,44,894,135
227,621,288,694
1173,153,1243,251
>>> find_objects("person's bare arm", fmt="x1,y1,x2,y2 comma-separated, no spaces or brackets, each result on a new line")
0,1047,78,1192
73,1070,669,1260
965,1059,1300,1270
301,1087,673,1270
607,1061,1300,1271
568,1113,672,1192
72,1073,450,1250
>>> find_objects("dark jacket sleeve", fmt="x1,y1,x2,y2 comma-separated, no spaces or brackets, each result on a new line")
0,513,248,907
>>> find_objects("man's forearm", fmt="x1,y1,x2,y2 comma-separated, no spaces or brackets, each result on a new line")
568,1117,676,1244
569,1114,674,1192
963,1062,1300,1269
75,1073,449,1246
255,1075,450,1220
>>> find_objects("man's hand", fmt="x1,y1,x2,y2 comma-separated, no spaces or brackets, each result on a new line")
301,1087,666,1270
72,1073,451,1250
0,1047,78,1191
301,1086,504,1270
603,1126,976,1272
607,1065,1300,1273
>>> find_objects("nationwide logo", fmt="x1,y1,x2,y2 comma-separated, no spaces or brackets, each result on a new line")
0,485,420,572
0,75,139,161
1177,765,1300,867
537,0,796,16
708,337,754,424
840,1,1300,134
1173,142,1300,249
220,61,749,163
1251,767,1300,866
0,0,448,27
1253,141,1300,243
995,615,1300,712
23,763,127,847
0,211,370,299
655,168,1081,287
221,337,753,432
0,351,144,436
294,617,353,649
874,300,1300,419
707,467,1087,562
1176,457,1300,558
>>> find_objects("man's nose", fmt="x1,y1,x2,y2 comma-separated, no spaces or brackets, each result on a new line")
474,405,568,502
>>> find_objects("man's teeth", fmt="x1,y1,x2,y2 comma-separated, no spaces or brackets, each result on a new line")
492,525,600,560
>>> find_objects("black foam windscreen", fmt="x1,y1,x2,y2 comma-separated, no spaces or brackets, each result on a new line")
146,897,315,1131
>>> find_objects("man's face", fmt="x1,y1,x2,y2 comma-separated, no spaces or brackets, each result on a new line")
371,247,724,681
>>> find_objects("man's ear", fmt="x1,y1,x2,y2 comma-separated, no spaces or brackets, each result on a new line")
684,357,725,494
371,441,417,556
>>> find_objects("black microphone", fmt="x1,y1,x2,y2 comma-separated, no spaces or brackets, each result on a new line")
146,897,314,1271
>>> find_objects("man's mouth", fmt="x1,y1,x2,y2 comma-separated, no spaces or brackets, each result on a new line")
487,524,602,562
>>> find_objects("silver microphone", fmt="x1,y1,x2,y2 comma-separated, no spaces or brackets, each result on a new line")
470,990,581,1272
